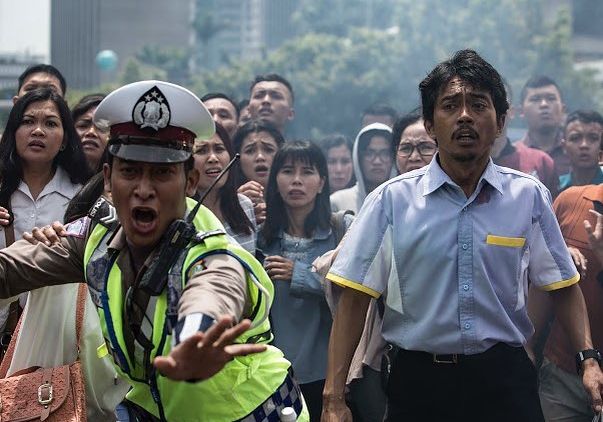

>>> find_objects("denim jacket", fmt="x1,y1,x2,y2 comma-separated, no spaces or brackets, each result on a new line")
258,217,352,383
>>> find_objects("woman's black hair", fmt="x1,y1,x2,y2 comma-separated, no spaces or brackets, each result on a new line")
63,172,105,223
261,140,331,244
0,88,92,211
232,119,285,187
199,123,253,235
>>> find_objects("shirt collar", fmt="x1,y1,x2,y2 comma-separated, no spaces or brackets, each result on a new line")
422,153,504,197
17,166,80,201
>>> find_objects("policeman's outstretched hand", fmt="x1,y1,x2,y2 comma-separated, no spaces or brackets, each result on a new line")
153,316,267,382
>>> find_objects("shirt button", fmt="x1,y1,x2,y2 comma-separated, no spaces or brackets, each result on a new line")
462,243,468,250
463,284,469,291
464,323,471,330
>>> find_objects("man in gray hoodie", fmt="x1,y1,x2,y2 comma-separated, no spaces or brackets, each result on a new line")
331,123,397,213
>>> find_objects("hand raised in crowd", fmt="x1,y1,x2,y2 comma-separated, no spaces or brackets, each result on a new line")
153,316,266,381
23,221,67,246
238,181,264,205
0,207,11,226
264,255,294,281
568,246,588,279
584,209,603,265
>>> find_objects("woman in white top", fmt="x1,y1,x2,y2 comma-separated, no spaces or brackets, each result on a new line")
0,88,128,421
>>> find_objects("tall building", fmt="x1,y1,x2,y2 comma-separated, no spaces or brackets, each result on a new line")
195,0,297,71
51,0,193,89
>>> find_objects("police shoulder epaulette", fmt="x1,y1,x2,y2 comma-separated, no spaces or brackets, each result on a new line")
192,228,226,244
87,197,118,228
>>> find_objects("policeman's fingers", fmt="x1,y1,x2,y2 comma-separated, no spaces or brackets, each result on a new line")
198,316,236,348
223,343,267,357
209,318,253,349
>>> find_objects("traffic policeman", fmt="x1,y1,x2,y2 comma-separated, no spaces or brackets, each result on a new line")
0,80,308,421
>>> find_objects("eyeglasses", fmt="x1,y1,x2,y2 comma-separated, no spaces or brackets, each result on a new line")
397,142,437,157
364,149,393,162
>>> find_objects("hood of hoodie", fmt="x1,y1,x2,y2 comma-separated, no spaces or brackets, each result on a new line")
351,122,397,204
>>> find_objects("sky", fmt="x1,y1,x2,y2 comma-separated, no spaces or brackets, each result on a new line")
0,0,50,61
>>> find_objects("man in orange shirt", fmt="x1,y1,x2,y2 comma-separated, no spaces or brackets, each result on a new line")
538,184,603,421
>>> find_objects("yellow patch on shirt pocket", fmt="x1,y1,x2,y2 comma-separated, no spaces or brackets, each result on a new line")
486,235,526,248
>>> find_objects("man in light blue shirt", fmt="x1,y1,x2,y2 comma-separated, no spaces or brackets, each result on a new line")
321,50,603,422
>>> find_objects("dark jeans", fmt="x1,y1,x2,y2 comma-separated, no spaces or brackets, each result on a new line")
385,343,544,422
300,379,325,421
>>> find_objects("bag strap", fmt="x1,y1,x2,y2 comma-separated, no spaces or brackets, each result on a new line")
75,283,87,353
4,222,15,247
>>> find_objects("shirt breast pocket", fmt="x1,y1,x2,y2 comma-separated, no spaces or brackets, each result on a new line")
485,234,527,311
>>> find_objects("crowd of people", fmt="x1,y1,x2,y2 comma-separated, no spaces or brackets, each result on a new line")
0,49,600,422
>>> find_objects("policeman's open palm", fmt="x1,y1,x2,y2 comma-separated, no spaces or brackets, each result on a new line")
264,255,294,281
153,316,267,381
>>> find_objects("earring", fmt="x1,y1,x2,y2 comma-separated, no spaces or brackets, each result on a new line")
60,145,65,151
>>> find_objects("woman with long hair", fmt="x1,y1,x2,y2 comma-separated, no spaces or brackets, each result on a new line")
0,88,128,420
259,140,352,421
233,119,285,224
193,122,256,252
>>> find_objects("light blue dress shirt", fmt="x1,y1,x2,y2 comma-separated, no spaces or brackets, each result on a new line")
327,155,579,355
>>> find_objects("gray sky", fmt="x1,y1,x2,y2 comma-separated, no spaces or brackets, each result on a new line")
0,0,50,60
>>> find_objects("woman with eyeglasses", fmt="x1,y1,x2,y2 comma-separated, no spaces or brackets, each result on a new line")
394,111,438,174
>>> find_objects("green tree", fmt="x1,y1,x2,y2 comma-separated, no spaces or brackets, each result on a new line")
191,0,602,139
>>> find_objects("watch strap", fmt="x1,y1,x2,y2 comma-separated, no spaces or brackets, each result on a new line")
576,349,602,373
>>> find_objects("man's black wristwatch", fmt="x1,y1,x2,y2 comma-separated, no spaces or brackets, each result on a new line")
575,349,602,373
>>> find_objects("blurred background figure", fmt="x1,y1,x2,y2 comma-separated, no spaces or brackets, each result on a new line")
71,93,108,172
320,134,354,193
247,74,295,138
12,64,66,102
393,110,437,174
361,102,398,129
259,140,351,422
559,109,603,191
517,75,568,176
491,81,558,196
331,123,396,213
193,123,257,253
234,119,285,224
201,92,240,140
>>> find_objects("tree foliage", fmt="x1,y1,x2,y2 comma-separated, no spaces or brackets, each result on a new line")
191,0,601,139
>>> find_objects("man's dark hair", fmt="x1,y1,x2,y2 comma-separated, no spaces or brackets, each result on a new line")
565,109,603,148
17,64,67,95
250,73,294,103
72,93,106,123
201,92,240,119
519,75,563,105
565,109,603,129
362,103,398,122
419,49,509,123
392,109,423,148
